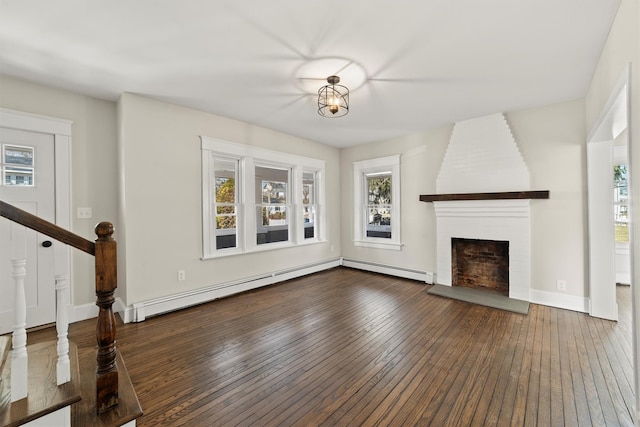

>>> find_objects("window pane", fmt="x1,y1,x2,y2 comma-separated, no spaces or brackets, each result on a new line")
214,157,238,249
256,165,290,245
367,175,391,204
4,167,34,186
215,227,237,249
4,145,34,166
261,181,287,204
257,206,289,245
257,165,288,204
366,206,391,239
303,205,316,239
216,204,236,230
215,159,236,204
614,164,629,243
261,206,287,226
303,171,315,204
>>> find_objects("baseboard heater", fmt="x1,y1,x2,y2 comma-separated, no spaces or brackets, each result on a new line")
341,258,434,283
127,258,342,323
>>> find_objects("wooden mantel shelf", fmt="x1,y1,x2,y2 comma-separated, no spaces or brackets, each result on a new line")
419,190,550,202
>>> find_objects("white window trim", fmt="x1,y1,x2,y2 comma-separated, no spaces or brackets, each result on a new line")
201,136,326,259
353,155,402,250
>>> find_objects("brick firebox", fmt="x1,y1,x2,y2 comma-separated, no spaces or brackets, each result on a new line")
452,238,509,296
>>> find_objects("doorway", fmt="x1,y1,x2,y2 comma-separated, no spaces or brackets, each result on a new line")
0,108,71,334
586,66,631,321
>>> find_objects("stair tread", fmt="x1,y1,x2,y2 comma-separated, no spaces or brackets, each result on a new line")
71,347,143,427
0,340,82,427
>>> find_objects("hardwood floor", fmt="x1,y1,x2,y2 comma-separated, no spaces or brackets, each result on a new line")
28,268,634,426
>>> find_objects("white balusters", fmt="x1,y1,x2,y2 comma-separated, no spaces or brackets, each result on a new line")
55,273,70,385
10,259,28,401
10,223,28,402
7,221,71,400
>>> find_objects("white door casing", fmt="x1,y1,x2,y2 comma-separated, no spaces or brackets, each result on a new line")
586,140,618,321
0,108,72,334
586,65,630,321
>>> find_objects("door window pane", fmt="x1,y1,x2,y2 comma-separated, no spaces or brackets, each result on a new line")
3,145,34,186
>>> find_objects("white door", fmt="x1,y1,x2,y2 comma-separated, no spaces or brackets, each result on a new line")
0,127,57,334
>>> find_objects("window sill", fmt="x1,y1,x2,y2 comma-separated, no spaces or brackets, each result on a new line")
202,238,327,260
353,240,402,251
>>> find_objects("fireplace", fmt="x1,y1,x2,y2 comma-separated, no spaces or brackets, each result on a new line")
432,199,531,301
452,238,509,296
422,113,543,302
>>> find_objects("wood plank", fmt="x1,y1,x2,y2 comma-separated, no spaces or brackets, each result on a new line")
0,341,81,427
71,348,143,426
419,190,550,202
23,268,635,426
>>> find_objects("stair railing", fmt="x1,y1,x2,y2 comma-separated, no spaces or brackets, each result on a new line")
0,199,119,414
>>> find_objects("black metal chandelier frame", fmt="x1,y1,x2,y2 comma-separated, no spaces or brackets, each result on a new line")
318,75,349,118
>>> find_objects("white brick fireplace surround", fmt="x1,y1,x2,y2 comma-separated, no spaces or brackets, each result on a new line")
434,200,531,301
431,113,536,302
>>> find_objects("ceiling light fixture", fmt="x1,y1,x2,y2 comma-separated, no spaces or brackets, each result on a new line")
318,75,349,118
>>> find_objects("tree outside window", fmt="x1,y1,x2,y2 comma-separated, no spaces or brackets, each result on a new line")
366,174,392,238
614,164,628,243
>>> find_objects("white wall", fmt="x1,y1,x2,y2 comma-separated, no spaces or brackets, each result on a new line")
118,93,341,305
340,127,451,274
0,75,119,307
508,100,587,297
341,100,587,301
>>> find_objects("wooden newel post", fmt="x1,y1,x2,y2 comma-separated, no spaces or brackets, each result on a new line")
95,221,118,414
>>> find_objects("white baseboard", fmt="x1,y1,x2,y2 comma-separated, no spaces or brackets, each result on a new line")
341,258,433,283
126,258,341,323
70,297,128,324
529,288,589,313
69,264,593,324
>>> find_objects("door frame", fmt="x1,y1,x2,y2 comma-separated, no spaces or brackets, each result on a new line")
586,64,631,321
0,107,73,314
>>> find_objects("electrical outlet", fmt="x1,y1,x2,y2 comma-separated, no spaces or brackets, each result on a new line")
177,270,186,281
557,279,566,291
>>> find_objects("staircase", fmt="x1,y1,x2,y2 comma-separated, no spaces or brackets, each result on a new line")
1,340,81,426
0,200,142,426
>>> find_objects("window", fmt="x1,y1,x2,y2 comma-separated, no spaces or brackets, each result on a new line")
213,157,239,250
353,155,401,250
256,165,290,245
202,137,325,258
302,170,318,240
2,144,34,186
614,164,628,243
366,174,392,239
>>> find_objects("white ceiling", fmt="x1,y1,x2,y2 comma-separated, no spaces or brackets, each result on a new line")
0,0,621,148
